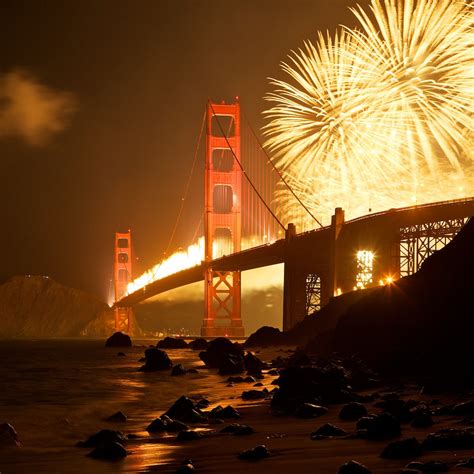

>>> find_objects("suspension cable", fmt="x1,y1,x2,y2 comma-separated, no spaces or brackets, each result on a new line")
208,100,285,230
164,109,206,256
241,109,323,228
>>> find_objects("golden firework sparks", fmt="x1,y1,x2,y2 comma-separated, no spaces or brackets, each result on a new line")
264,0,473,225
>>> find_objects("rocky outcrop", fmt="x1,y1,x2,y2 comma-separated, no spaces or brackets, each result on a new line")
0,275,140,337
285,218,474,383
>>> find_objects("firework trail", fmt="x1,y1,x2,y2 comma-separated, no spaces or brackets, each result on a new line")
264,0,473,226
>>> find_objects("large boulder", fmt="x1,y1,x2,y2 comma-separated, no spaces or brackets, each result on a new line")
105,332,132,347
199,337,245,374
139,348,173,371
157,337,188,349
245,326,283,348
189,338,208,350
0,423,20,447
244,352,266,374
77,429,126,448
271,364,352,413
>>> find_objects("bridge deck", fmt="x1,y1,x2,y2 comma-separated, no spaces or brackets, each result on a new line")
115,197,474,308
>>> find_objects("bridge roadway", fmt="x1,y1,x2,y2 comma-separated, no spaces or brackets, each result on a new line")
116,197,474,324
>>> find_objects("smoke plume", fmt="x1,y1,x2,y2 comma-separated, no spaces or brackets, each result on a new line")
0,70,76,146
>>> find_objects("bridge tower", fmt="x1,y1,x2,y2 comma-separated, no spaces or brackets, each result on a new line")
114,231,133,333
202,100,245,337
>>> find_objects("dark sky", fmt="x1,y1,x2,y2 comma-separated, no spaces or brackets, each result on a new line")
0,0,364,300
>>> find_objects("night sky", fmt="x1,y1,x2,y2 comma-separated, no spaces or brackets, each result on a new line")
0,0,364,300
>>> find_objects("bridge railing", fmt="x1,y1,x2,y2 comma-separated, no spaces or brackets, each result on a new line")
345,196,474,226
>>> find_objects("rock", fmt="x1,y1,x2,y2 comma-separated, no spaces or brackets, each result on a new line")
381,437,422,459
422,428,474,450
242,390,267,400
294,403,328,419
457,457,474,468
221,424,255,436
338,460,372,474
271,365,352,413
157,337,188,349
245,326,282,348
228,376,245,383
244,376,257,383
171,364,187,376
106,411,127,423
254,382,263,387
196,399,210,410
405,460,448,472
208,405,240,419
105,332,132,347
356,413,401,439
218,354,245,375
311,423,348,439
176,459,195,473
411,412,433,428
244,352,266,374
451,400,474,415
268,369,279,376
165,396,198,422
146,418,167,432
339,402,368,421
117,352,126,356
176,430,202,441
166,420,189,432
139,348,173,371
0,423,20,447
77,429,126,448
238,444,270,460
87,441,127,459
189,338,208,350
199,337,244,369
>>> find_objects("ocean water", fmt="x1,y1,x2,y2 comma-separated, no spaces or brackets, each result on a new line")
0,339,222,473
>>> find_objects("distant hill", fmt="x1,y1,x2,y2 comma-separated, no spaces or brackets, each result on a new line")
0,276,137,337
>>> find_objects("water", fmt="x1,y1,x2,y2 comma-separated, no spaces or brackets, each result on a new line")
0,339,222,473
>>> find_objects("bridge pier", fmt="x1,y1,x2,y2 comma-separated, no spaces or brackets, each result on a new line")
282,208,345,331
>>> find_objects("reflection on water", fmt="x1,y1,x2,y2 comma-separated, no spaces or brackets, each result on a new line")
0,339,233,474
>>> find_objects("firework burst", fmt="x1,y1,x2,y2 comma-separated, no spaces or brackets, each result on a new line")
264,0,473,225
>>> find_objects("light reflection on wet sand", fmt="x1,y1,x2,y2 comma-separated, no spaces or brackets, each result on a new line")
0,339,271,473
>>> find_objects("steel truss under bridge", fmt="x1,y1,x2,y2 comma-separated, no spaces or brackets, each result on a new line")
399,217,468,277
305,273,321,314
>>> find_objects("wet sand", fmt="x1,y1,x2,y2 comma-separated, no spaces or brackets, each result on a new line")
0,341,473,473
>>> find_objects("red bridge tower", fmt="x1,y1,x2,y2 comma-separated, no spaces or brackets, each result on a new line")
202,100,245,337
114,231,133,333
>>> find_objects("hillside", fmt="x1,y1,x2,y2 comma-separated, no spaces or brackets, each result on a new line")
0,276,125,337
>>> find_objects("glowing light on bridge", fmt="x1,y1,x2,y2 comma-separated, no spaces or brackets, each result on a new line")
126,238,205,295
264,0,473,224
355,250,374,289
125,235,276,297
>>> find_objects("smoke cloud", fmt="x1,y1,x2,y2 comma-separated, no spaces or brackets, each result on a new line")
0,70,76,146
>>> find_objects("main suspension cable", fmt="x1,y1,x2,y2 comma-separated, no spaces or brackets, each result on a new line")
164,109,206,257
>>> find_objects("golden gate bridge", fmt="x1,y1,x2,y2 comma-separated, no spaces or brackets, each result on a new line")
111,98,474,337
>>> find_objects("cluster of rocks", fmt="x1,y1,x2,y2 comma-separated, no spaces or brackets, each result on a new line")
77,429,128,460
198,337,266,376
